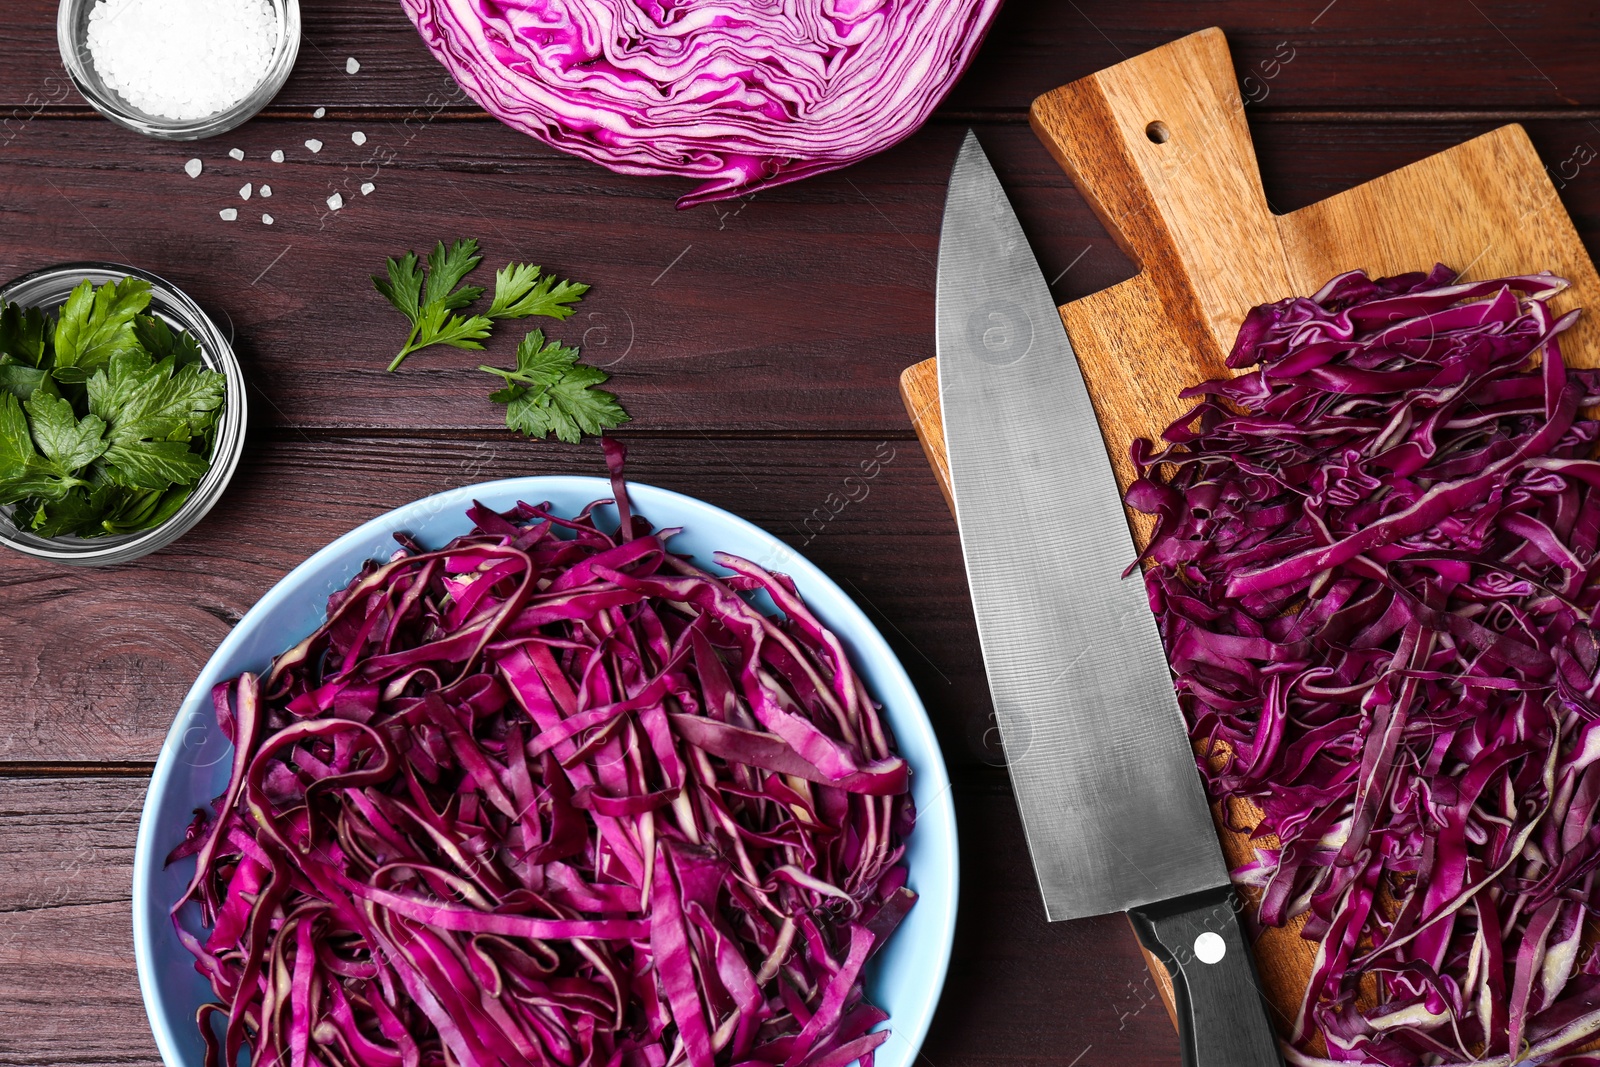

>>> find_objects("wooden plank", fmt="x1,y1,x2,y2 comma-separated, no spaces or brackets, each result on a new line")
0,776,150,1067
0,434,1002,771
950,0,1600,115
0,120,1091,434
7,0,1600,115
1,117,1596,435
0,777,1179,1067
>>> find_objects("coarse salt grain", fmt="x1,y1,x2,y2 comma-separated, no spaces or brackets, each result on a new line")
219,208,238,221
184,158,202,178
260,184,272,198
305,139,322,153
228,148,245,161
262,214,274,225
346,57,360,74
352,131,367,146
270,149,284,163
360,182,375,195
240,182,252,199
327,193,343,211
313,107,326,119
87,0,277,123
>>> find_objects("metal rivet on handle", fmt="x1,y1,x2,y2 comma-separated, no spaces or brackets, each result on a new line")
1194,931,1226,965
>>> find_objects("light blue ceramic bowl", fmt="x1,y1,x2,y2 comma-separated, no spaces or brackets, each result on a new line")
133,476,958,1067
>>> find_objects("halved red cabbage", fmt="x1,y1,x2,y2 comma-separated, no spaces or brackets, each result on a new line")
400,0,1004,208
1127,266,1600,1065
170,445,915,1067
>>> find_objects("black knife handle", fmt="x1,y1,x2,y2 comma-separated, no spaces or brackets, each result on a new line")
1128,885,1282,1067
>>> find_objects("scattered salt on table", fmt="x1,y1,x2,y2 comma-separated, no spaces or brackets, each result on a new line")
327,193,343,211
239,183,252,199
259,184,272,198
305,139,322,153
219,208,238,221
360,182,375,196
228,148,245,161
270,149,284,163
86,0,277,122
313,107,326,119
262,214,274,225
345,58,360,75
352,131,366,146
184,158,202,178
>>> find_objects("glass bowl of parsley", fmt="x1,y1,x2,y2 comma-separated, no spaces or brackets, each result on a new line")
0,262,246,565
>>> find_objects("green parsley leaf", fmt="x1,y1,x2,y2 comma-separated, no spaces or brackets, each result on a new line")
0,363,48,402
86,351,224,491
0,280,224,535
0,389,42,469
127,483,193,532
52,277,151,381
487,263,589,321
88,351,225,445
373,250,425,321
56,483,192,536
0,392,85,503
414,303,493,351
102,438,209,491
424,239,486,311
374,239,492,371
478,329,628,444
25,484,115,537
0,299,51,367
25,390,107,472
133,314,205,368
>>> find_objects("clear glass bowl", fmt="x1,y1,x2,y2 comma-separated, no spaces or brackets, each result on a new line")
57,0,301,140
0,263,247,566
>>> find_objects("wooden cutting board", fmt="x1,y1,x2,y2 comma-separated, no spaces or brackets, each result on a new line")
899,27,1600,1039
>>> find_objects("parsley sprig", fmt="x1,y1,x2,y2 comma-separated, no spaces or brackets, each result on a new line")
479,330,627,444
374,239,492,372
374,241,594,372
0,278,225,538
487,263,589,321
376,239,626,443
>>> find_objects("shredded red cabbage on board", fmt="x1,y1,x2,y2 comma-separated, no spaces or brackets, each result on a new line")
169,444,916,1067
399,0,1004,208
1126,265,1600,1065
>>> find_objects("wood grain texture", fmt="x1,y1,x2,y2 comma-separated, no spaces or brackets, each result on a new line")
0,434,1005,772
7,1,1600,115
0,777,147,1067
900,25,1600,1046
2,4,1600,1067
0,119,1088,434
2,116,1597,436
0,778,1180,1067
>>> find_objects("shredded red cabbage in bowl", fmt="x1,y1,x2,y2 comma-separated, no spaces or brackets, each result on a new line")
168,443,917,1067
1128,265,1600,1065
400,0,1004,208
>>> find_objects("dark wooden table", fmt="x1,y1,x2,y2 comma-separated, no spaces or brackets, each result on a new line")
2,2,1597,1064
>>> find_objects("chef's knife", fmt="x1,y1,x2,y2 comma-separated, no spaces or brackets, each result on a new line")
936,130,1281,1067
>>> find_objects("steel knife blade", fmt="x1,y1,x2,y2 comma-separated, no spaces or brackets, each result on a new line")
936,130,1281,1066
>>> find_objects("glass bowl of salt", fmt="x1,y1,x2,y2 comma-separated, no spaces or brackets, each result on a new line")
58,0,300,140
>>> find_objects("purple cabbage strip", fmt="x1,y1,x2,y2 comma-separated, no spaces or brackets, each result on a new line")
170,444,916,1067
1127,264,1600,1065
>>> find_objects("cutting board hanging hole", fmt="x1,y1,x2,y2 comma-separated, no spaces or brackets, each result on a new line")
1145,121,1170,144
